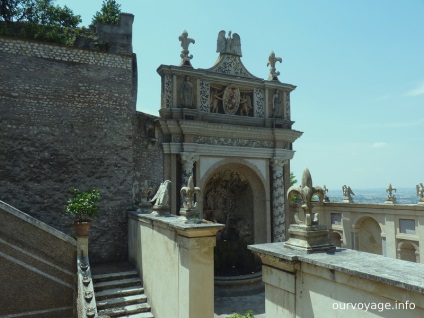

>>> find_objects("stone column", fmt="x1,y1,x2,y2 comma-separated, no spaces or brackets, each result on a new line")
180,153,199,187
271,158,287,242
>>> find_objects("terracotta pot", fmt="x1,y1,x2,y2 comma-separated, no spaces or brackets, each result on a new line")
74,221,91,237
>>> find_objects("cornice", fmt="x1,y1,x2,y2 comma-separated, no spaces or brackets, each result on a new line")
156,64,296,92
159,119,303,143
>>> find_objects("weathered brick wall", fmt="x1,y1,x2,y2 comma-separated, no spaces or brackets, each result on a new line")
0,36,138,264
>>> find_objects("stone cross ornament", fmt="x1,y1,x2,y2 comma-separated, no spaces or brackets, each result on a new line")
287,168,324,226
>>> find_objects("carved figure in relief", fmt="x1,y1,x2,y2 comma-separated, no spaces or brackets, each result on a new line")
178,30,195,64
216,30,242,56
180,75,193,108
417,183,424,201
210,89,224,113
272,90,283,118
222,85,240,114
240,94,252,116
150,180,171,210
267,51,282,80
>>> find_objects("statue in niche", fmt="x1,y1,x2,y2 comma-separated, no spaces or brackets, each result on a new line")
216,30,242,56
210,89,224,113
267,51,282,80
240,94,252,116
272,89,283,118
178,30,195,65
180,75,193,108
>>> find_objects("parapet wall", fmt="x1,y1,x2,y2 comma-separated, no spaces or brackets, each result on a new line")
307,203,424,263
250,243,424,318
0,35,137,263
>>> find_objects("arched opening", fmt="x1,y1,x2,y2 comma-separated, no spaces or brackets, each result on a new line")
355,217,382,255
203,169,261,276
397,241,419,263
200,160,269,295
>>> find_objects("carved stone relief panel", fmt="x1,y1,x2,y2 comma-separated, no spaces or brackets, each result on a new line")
210,83,253,116
199,80,210,112
284,91,291,120
194,136,272,148
212,55,253,78
163,74,173,109
253,88,265,118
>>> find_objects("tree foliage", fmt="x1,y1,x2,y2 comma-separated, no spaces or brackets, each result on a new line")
91,0,121,26
0,0,80,27
0,0,81,45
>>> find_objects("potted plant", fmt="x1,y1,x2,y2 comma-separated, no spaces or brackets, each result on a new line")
64,187,100,237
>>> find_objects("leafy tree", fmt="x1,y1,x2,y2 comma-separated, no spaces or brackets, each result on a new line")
0,0,80,27
91,0,121,26
0,0,81,45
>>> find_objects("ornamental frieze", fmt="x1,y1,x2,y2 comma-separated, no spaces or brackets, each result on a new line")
194,136,273,148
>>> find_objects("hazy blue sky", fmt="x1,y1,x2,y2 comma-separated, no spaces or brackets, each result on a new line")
57,0,424,191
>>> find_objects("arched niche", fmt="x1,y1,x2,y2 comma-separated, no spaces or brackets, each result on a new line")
200,160,269,276
353,216,382,255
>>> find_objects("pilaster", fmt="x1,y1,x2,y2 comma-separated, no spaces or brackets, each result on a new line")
271,158,287,242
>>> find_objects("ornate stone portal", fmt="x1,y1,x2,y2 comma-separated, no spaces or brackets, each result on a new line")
157,30,303,280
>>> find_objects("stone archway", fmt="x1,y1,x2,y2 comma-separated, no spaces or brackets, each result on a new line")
355,217,382,255
201,162,268,276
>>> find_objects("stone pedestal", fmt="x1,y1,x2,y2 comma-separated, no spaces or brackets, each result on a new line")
385,198,397,204
178,207,200,223
284,224,335,253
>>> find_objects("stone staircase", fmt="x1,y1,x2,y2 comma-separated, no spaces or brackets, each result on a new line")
93,267,154,318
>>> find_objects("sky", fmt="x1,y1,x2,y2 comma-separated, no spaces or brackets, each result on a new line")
56,0,424,191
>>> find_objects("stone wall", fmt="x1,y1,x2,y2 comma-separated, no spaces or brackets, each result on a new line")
0,36,139,264
132,112,164,205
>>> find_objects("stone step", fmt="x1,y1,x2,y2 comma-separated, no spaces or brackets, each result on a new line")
93,270,139,283
97,303,152,317
94,277,142,292
95,286,145,301
97,294,147,310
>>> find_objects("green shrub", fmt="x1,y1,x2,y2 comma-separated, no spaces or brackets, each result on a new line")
226,310,255,318
64,187,100,222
